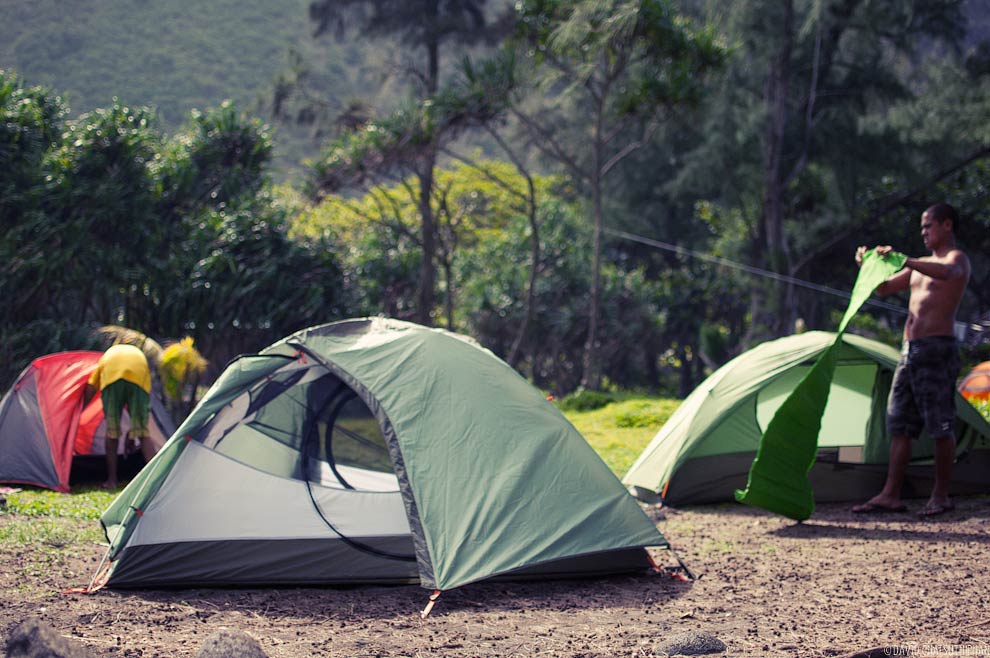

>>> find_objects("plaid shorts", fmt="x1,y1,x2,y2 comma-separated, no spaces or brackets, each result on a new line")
886,336,960,439
101,379,150,439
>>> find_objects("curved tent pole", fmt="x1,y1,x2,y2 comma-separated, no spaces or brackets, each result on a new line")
294,345,416,563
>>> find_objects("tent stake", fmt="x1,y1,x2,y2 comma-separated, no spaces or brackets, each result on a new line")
62,546,112,595
670,547,696,581
420,590,442,619
649,547,696,581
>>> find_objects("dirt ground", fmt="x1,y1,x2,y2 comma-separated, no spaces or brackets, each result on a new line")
2,496,990,658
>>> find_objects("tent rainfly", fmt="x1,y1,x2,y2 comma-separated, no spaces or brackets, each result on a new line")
959,362,990,402
0,351,174,492
623,332,990,507
95,319,668,600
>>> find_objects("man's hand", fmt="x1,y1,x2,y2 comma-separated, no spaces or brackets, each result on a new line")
856,245,895,268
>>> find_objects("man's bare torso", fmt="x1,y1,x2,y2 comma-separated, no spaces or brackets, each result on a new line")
905,249,970,340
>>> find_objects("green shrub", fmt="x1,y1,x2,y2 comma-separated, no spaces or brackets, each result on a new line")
558,388,615,412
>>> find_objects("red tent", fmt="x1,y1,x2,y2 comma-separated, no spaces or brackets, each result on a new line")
959,361,990,402
0,351,174,492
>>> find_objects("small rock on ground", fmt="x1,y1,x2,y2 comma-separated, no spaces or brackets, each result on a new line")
655,631,727,656
6,618,96,658
195,628,268,658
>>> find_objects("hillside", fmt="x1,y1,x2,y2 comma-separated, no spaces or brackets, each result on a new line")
5,0,989,181
0,0,384,178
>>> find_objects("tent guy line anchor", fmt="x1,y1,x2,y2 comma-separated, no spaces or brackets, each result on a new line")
421,590,442,619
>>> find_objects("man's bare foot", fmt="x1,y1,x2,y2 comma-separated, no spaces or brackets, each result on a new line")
917,499,954,517
851,497,907,514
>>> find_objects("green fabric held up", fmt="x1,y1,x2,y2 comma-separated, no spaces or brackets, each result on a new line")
734,249,907,520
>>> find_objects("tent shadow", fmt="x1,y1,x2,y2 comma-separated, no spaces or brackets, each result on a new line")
769,519,990,545
659,497,990,546
108,570,693,621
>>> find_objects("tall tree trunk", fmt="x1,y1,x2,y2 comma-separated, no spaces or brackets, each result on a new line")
507,173,540,369
678,344,694,399
581,85,608,391
443,256,454,330
759,0,795,337
417,161,436,327
581,174,604,390
416,33,440,327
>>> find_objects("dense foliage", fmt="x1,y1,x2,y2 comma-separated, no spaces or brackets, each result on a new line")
0,72,345,387
3,0,990,401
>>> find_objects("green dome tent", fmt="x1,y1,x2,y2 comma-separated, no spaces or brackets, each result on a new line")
623,331,990,507
97,318,667,595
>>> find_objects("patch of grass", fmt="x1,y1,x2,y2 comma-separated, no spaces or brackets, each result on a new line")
3,486,116,520
0,516,101,548
699,538,735,554
613,399,680,428
1,487,110,595
562,395,681,477
1,486,112,548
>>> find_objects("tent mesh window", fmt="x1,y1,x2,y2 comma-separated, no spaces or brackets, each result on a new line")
199,365,397,491
755,362,880,458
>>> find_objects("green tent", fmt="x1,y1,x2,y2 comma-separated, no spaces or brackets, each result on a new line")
623,331,990,506
98,318,667,592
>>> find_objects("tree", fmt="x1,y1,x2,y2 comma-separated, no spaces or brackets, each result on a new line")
456,198,670,394
148,101,276,339
300,157,547,330
182,202,345,367
149,103,346,368
511,0,725,389
0,70,65,326
674,1,966,343
307,0,511,325
43,100,161,327
0,70,62,230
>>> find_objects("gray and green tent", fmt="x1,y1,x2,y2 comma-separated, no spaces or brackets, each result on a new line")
623,331,990,507
98,318,666,591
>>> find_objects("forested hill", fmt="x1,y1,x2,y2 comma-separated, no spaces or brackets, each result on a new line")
0,0,376,177
5,0,989,179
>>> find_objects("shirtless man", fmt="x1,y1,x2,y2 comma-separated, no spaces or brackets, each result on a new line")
852,203,970,517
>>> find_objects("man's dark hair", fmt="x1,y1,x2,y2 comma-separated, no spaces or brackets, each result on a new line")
925,203,959,231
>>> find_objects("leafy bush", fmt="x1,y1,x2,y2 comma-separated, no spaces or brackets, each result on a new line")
558,388,615,412
0,320,102,391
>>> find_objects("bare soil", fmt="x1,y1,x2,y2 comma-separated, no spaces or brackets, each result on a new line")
2,497,990,658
